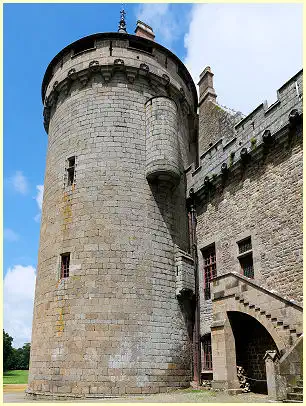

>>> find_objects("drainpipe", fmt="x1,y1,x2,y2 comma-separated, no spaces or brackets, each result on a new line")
188,188,201,387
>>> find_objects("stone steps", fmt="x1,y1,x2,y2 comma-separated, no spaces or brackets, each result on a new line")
283,379,303,403
286,392,303,402
292,386,303,393
234,295,302,340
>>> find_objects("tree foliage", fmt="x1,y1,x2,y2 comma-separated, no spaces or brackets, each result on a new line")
3,330,31,371
3,330,14,371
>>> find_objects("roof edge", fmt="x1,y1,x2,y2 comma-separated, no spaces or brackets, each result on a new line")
41,32,198,110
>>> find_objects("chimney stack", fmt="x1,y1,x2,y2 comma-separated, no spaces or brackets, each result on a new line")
198,66,217,105
135,20,155,41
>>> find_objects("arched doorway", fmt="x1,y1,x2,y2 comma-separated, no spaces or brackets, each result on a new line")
228,311,279,394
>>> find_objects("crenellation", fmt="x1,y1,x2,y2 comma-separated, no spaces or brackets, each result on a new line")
189,69,303,194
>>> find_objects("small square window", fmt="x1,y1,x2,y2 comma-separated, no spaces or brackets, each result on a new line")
60,253,70,278
238,237,252,254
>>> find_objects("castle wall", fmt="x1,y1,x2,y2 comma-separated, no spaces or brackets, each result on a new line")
198,101,240,157
28,35,197,397
188,71,303,336
188,70,302,189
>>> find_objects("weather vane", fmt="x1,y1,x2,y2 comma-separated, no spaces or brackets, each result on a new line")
118,6,127,33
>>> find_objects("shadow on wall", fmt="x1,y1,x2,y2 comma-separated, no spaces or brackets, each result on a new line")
149,178,189,251
228,311,279,394
196,127,302,217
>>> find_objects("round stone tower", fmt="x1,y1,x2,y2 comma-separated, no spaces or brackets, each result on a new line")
27,22,198,398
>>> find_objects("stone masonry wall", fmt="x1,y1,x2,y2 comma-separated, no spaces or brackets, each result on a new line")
28,35,197,398
196,125,303,335
190,70,303,336
198,101,241,158
187,70,303,191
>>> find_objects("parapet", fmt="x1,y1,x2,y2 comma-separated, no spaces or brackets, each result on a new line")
41,32,198,132
187,69,303,195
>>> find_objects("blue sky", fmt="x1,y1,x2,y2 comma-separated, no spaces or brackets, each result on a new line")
3,3,302,348
3,3,191,271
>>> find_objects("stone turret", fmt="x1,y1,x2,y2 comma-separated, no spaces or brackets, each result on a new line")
27,21,198,398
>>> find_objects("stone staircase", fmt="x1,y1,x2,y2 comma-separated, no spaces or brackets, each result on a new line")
211,272,303,352
234,294,303,350
283,378,303,403
210,273,303,400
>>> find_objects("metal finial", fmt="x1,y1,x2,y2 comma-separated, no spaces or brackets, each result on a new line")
118,7,127,33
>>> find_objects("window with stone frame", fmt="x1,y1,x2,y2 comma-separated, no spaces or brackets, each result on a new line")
67,156,76,186
202,334,213,371
202,244,217,300
237,237,254,279
60,253,70,278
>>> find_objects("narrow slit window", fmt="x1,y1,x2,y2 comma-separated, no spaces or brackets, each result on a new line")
202,244,217,300
202,334,213,371
60,253,70,278
237,237,254,279
67,156,75,186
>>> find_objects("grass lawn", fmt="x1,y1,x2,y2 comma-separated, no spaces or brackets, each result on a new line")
3,370,29,384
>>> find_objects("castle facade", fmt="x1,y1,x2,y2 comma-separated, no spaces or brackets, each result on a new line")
27,20,303,401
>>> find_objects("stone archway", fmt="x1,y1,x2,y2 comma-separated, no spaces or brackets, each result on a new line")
210,272,302,393
228,311,278,394
210,309,280,393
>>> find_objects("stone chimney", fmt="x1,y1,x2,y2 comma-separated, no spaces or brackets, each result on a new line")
135,20,155,41
198,66,217,105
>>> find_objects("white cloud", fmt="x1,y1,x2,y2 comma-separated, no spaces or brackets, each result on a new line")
8,171,28,195
3,265,36,348
136,4,183,49
4,228,20,242
34,213,41,223
184,4,302,113
35,185,44,211
34,184,44,222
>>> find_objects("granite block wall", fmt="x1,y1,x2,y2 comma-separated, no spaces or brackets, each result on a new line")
28,33,197,398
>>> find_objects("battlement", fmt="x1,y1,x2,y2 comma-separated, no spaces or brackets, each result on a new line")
187,69,303,194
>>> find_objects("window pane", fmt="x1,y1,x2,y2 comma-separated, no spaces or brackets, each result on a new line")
202,245,217,299
202,335,213,370
238,237,252,254
239,254,254,278
61,253,70,278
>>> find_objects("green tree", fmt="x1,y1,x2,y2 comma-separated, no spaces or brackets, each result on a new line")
3,330,31,371
3,330,13,371
19,343,31,369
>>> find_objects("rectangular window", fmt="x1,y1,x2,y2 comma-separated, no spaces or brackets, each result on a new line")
67,156,75,186
202,335,213,371
60,253,70,278
202,244,217,300
238,236,252,254
237,237,254,278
